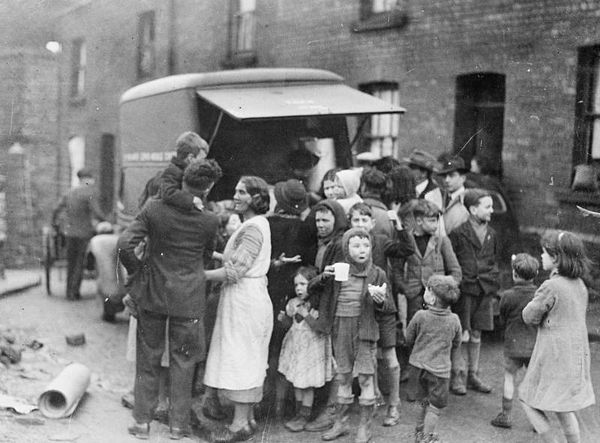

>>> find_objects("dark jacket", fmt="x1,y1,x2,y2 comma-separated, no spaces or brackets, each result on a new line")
448,220,500,297
305,264,395,341
394,234,462,300
159,157,196,211
498,282,537,358
53,183,106,238
362,196,393,238
117,197,218,318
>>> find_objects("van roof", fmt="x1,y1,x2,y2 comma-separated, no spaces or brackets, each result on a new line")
120,68,344,104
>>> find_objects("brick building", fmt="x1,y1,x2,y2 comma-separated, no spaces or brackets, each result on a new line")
4,0,600,264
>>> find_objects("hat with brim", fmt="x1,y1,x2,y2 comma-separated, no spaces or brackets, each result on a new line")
437,156,469,175
274,179,308,216
403,150,438,172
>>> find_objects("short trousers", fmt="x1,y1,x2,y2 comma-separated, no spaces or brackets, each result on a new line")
333,316,376,375
504,355,530,374
376,312,398,348
454,293,494,331
410,365,449,409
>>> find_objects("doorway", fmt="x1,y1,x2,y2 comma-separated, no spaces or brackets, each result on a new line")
453,73,506,177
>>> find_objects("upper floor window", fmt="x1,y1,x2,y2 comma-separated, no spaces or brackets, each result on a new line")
360,82,400,158
232,0,255,53
354,0,407,32
70,38,86,98
137,10,156,79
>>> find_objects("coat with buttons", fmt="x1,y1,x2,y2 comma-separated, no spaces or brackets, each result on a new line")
448,220,499,297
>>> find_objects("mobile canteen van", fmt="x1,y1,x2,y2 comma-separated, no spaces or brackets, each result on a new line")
118,68,405,213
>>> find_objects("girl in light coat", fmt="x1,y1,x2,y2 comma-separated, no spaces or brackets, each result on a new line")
519,231,595,443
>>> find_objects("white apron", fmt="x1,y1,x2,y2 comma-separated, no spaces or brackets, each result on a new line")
204,215,273,391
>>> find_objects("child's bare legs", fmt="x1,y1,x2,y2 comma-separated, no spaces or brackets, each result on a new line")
557,412,581,443
379,346,401,426
520,400,555,443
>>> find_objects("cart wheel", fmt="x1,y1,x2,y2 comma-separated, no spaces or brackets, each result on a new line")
43,230,53,296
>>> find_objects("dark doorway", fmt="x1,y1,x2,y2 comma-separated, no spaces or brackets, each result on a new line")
99,133,115,215
453,73,506,178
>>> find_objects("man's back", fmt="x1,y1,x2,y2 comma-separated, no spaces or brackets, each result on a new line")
118,198,219,318
59,185,104,238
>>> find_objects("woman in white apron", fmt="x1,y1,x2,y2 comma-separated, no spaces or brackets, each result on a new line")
204,176,273,442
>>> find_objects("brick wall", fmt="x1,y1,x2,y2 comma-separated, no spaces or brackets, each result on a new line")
0,50,58,265
44,0,600,251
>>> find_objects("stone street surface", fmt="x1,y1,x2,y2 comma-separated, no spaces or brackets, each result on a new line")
1,271,600,442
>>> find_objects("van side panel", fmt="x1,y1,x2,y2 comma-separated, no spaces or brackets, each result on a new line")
119,89,198,214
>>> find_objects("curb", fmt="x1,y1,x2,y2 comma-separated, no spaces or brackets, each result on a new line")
0,276,42,298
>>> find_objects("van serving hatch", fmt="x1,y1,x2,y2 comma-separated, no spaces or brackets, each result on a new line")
196,83,405,121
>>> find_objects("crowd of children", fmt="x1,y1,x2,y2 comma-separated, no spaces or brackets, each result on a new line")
121,133,596,443
264,160,595,443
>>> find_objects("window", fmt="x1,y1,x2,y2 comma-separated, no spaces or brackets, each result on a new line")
359,82,400,158
232,0,255,54
574,46,600,166
353,0,408,32
70,38,86,98
137,11,156,79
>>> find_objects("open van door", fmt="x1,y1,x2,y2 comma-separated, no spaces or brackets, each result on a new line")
119,68,405,213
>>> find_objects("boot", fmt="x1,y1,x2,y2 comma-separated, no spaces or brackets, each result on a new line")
383,404,400,427
321,404,350,441
467,372,492,393
306,403,336,432
414,424,425,443
450,369,466,396
491,412,512,428
285,405,311,432
491,397,512,428
355,405,374,443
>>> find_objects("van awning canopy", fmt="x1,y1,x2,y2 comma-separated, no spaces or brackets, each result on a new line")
196,84,406,121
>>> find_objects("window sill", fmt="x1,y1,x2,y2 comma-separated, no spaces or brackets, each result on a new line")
555,188,600,206
352,10,409,33
221,51,257,69
69,96,86,107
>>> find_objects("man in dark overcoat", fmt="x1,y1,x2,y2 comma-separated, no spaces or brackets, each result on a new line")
118,160,221,439
52,167,107,300
448,188,500,396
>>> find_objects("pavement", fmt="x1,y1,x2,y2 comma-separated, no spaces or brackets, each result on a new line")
0,268,42,298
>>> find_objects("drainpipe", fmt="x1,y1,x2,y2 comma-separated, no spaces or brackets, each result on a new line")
168,0,176,74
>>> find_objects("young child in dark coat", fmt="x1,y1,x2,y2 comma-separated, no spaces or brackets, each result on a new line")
348,201,415,427
491,253,539,429
159,131,209,211
306,228,395,443
406,275,462,443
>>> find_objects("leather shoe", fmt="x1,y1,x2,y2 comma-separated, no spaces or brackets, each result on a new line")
128,421,149,440
203,396,227,421
211,424,254,443
169,426,192,440
467,373,492,393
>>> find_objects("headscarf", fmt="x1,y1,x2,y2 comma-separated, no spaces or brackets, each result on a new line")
335,169,361,198
313,199,347,247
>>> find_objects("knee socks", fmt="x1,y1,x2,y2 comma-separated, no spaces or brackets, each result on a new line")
467,340,481,374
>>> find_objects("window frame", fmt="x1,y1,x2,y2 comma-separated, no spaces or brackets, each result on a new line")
358,81,401,159
69,38,86,101
223,0,257,68
137,10,156,80
353,0,408,33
